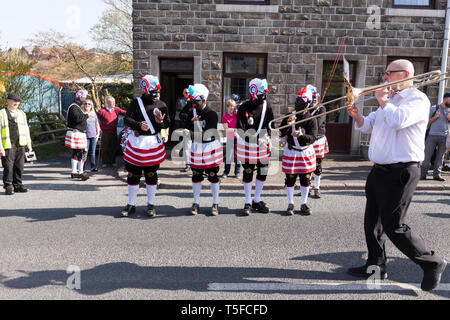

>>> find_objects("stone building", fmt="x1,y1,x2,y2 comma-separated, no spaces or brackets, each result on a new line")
132,0,449,155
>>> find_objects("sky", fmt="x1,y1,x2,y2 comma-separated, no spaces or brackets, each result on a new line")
0,0,110,50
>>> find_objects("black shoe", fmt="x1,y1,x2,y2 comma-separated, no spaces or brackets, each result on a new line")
14,186,28,193
211,204,219,216
147,204,156,217
347,264,388,280
300,203,312,215
313,188,321,199
181,166,189,172
243,203,252,216
80,172,90,181
190,203,199,216
421,259,447,291
91,168,98,172
5,188,14,195
433,176,445,182
442,165,450,172
252,200,270,213
121,204,136,217
71,173,80,179
286,204,294,216
222,174,228,178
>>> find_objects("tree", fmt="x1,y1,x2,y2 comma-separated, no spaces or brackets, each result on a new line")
90,0,132,55
29,30,132,110
0,50,36,107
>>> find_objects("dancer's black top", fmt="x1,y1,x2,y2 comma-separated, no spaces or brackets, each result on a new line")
124,94,170,136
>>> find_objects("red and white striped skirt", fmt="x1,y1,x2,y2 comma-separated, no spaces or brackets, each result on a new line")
236,136,271,164
282,145,316,174
313,136,329,159
123,132,166,167
189,139,223,170
65,130,87,150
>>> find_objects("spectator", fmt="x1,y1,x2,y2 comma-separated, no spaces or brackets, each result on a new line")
0,93,32,195
96,95,126,168
174,88,190,130
175,89,191,172
222,99,241,178
420,92,450,181
84,99,101,172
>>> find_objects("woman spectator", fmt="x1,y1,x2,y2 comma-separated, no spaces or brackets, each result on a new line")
84,99,101,172
222,99,241,178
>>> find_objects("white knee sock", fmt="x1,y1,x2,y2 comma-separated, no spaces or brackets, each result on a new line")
285,186,294,205
300,186,310,205
71,159,78,174
193,182,202,204
128,185,139,206
244,182,252,204
211,182,220,205
77,160,85,174
254,179,264,203
146,184,157,205
314,174,321,190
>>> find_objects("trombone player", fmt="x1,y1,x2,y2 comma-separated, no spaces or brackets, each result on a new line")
346,59,447,291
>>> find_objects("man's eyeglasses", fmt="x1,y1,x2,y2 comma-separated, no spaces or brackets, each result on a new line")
183,92,189,95
383,70,406,77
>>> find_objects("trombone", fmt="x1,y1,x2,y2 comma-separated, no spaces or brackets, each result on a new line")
270,70,449,131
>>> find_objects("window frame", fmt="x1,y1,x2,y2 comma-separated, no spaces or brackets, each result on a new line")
392,0,435,9
222,52,268,116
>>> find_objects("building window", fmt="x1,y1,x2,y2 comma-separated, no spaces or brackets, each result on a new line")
223,53,267,115
392,0,435,9
321,60,357,124
386,57,429,93
224,0,269,4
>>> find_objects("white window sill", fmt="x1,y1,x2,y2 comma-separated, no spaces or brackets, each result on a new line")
386,8,445,18
216,4,279,13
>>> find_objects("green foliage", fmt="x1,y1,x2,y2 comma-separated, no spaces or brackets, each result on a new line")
0,50,36,107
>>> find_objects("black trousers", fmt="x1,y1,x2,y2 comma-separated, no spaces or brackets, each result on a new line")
1,146,25,190
101,132,118,165
364,163,442,270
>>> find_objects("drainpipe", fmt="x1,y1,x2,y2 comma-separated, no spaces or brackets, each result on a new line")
438,1,450,102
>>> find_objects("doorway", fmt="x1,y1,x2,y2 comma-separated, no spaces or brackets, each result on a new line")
321,60,357,153
159,58,194,138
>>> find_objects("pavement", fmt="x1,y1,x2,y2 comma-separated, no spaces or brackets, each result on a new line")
116,152,450,191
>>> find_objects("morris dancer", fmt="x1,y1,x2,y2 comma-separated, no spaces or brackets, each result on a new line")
66,90,90,181
121,75,169,217
183,83,223,216
280,86,318,215
310,87,329,198
236,78,274,216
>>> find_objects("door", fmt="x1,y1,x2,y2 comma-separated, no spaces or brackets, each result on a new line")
321,60,356,153
159,58,194,139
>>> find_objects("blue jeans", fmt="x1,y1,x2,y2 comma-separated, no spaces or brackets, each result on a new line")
421,134,447,178
223,138,241,175
184,137,192,168
86,137,98,169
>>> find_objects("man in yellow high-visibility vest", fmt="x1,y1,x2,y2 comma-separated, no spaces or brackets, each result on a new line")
0,93,32,195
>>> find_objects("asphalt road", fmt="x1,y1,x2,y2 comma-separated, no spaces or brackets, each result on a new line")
0,158,449,302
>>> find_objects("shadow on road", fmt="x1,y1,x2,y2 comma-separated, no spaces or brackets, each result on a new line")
1,251,448,298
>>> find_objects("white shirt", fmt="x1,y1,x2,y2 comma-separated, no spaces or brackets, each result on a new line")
355,88,429,165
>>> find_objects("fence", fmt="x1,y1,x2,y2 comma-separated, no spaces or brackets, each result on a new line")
29,112,67,148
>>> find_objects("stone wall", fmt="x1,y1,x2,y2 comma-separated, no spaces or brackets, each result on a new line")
133,0,449,149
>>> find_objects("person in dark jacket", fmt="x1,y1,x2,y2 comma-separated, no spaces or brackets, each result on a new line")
309,89,329,198
66,90,90,181
280,86,318,215
182,83,223,216
236,78,274,216
121,75,170,218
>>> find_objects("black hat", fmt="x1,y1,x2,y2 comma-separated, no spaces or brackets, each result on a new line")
7,93,21,102
444,92,450,99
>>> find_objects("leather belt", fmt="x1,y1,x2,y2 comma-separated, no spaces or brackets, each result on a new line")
374,161,420,170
